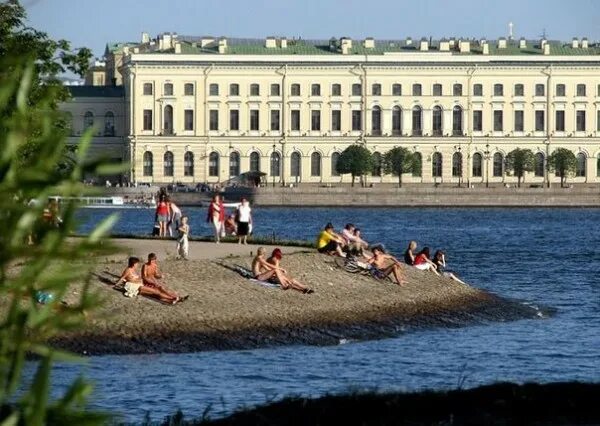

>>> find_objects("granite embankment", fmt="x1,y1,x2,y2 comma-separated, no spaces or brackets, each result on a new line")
37,239,543,355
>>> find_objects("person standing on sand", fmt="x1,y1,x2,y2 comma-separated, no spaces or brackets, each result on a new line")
206,194,225,243
177,216,190,260
141,253,187,303
155,195,170,238
367,246,408,286
168,198,182,237
266,248,314,294
115,257,183,304
236,197,252,245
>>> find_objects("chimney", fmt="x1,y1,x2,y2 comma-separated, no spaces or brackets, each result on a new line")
519,38,526,48
265,37,277,48
439,39,450,51
174,42,181,54
419,38,429,51
405,37,413,46
582,37,589,49
459,40,470,53
364,37,375,49
572,37,579,48
280,38,287,48
340,37,352,54
543,43,550,55
201,37,215,47
218,38,227,54
482,42,489,55
498,37,507,49
141,32,150,44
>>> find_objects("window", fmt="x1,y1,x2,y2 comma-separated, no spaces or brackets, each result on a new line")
493,110,503,131
270,152,281,176
184,83,194,96
392,106,402,135
229,110,239,131
433,84,442,96
229,83,239,96
432,106,442,136
493,84,503,96
371,152,382,176
332,84,341,96
270,110,280,131
250,110,259,131
351,110,361,131
412,152,422,177
392,84,402,96
311,110,321,131
331,110,341,131
452,152,462,177
270,83,280,96
250,83,260,96
514,110,524,132
556,110,565,131
576,153,586,177
372,83,381,95
535,110,545,132
209,110,219,131
184,151,194,176
493,153,504,177
83,111,94,130
290,84,301,96
164,151,174,177
164,83,173,96
453,83,463,96
598,84,600,96
412,106,422,136
432,152,442,178
104,111,115,136
209,83,219,96
143,83,153,95
556,84,566,97
452,106,463,136
331,152,340,177
311,152,321,177
514,84,524,96
291,110,300,131
208,152,219,176
352,83,361,96
371,106,381,135
143,151,153,176
229,152,240,177
597,110,600,131
311,84,321,96
577,84,586,97
535,84,544,97
291,152,301,178
576,110,586,131
534,152,545,177
412,84,422,96
163,105,173,134
473,84,483,96
472,153,482,177
184,109,194,131
473,110,483,132
597,154,600,177
143,109,153,130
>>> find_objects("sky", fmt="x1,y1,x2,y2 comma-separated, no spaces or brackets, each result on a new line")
24,0,600,59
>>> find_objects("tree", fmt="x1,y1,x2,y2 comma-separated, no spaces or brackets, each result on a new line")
505,148,535,188
548,148,577,188
336,145,373,187
383,147,414,188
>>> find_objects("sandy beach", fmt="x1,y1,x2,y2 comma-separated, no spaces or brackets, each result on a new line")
36,238,540,355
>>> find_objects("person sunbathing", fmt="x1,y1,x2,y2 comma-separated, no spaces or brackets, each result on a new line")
252,247,289,285
367,246,408,286
115,257,183,304
141,253,186,303
266,248,314,294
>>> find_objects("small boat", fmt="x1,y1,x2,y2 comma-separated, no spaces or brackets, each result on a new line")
49,196,157,209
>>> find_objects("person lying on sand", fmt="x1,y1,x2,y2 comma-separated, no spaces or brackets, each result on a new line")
115,257,185,304
262,248,314,294
141,253,188,304
367,246,408,286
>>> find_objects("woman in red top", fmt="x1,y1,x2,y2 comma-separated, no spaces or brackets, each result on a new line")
155,195,171,237
413,247,440,276
206,194,225,243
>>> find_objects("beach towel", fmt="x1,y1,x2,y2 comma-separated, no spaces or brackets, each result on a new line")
231,265,280,288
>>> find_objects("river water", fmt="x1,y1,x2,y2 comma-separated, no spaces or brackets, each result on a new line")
45,208,600,422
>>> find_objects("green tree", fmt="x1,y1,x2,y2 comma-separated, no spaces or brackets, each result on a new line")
505,148,535,188
336,145,373,187
548,148,577,188
383,147,414,188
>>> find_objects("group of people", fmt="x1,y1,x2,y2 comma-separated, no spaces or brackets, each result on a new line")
154,194,190,260
207,195,253,245
252,247,314,294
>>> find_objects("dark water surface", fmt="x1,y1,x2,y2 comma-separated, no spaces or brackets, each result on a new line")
46,208,600,422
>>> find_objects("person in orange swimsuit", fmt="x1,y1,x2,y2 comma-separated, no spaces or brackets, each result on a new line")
115,257,182,304
140,253,186,303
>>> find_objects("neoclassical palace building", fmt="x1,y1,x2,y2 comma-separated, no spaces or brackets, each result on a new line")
64,32,600,185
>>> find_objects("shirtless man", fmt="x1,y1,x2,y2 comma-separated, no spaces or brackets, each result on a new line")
266,248,314,294
141,253,185,303
252,247,289,287
367,246,408,286
115,257,181,303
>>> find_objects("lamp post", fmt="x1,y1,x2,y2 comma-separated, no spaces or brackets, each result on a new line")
484,143,490,188
272,143,276,188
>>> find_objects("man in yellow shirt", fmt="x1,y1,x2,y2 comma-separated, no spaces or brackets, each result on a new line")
316,223,346,257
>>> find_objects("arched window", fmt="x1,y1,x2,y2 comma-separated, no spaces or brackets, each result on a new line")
291,152,301,178
164,151,174,177
372,152,382,176
452,106,463,136
208,151,220,177
534,152,545,177
331,152,340,177
392,106,402,136
163,105,173,134
311,152,321,177
270,152,281,177
432,106,443,136
229,152,240,177
493,152,504,177
576,152,586,177
184,151,194,176
432,152,442,178
250,152,260,172
472,152,482,177
452,152,463,177
83,111,94,130
412,106,422,136
104,111,115,136
412,152,422,177
143,151,153,176
371,106,382,136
